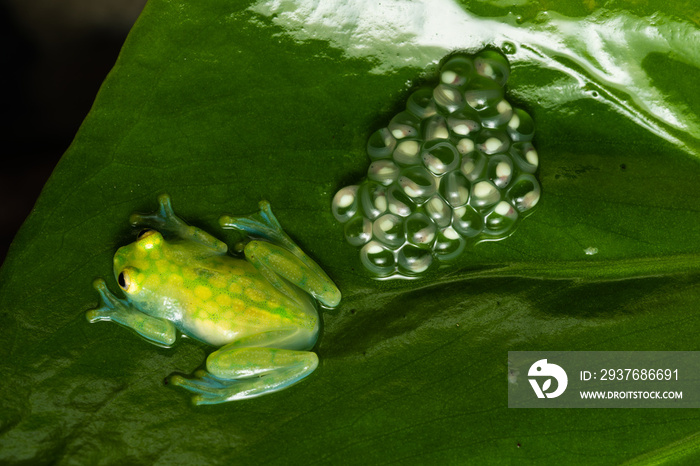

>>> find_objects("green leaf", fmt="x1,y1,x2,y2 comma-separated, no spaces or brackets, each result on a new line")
2,0,699,463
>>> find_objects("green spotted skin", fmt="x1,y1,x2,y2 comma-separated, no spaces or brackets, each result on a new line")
114,231,317,347
86,195,340,404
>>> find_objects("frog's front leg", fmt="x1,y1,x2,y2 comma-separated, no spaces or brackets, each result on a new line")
86,279,177,347
220,201,341,308
169,331,319,404
130,193,227,254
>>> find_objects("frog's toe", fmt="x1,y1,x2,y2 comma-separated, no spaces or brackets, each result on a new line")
168,371,227,395
86,278,123,321
129,193,175,229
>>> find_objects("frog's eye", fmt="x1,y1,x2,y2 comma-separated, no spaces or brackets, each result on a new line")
137,229,156,239
117,269,138,294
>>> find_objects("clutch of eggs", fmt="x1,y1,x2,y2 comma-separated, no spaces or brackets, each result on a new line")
332,50,540,278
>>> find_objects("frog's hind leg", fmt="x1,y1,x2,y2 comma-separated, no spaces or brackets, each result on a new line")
169,346,319,405
130,194,227,254
220,201,341,308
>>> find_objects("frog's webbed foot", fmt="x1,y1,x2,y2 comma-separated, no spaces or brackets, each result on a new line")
86,278,128,323
220,201,341,308
86,278,177,347
130,193,227,254
168,347,318,405
220,200,292,249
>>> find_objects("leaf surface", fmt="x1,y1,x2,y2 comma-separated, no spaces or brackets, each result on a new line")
1,0,699,464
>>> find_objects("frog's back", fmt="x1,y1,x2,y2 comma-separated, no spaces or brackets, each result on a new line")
163,247,317,346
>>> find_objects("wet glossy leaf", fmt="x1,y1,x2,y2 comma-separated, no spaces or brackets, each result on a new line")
1,0,699,463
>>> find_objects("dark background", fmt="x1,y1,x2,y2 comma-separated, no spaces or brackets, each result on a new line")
0,0,146,264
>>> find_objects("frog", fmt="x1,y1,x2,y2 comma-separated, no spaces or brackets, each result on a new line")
86,194,341,405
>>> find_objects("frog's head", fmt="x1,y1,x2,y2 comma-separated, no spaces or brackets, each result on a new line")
113,229,166,301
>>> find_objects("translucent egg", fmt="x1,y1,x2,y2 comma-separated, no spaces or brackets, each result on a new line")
456,138,476,155
425,195,452,228
460,151,487,181
510,142,539,173
404,212,436,249
360,241,396,277
506,174,541,213
507,108,535,142
359,181,388,220
421,141,460,176
387,185,414,217
479,99,513,129
439,55,475,88
398,166,437,203
438,170,471,207
434,227,466,260
474,50,510,87
471,181,501,210
433,84,464,113
344,215,372,246
447,107,481,136
388,111,421,139
398,244,433,275
464,76,505,112
406,87,437,119
368,160,400,186
367,127,396,160
332,185,359,223
452,205,484,238
476,130,510,155
393,139,422,166
484,201,518,236
487,155,514,188
372,213,405,248
422,114,449,141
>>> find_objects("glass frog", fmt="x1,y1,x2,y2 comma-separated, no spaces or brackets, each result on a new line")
86,194,341,404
